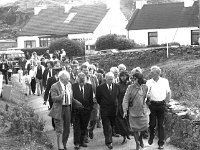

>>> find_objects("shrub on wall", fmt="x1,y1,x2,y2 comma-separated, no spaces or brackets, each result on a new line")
95,34,135,50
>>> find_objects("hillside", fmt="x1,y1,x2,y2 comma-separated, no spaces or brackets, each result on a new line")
0,0,183,39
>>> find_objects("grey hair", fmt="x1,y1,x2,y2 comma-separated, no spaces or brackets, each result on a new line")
151,66,161,74
118,64,126,70
105,72,114,79
58,70,70,80
110,67,119,73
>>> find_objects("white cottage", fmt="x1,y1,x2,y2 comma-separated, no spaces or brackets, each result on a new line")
126,1,199,46
17,0,128,51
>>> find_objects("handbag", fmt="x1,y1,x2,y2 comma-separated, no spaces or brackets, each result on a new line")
128,89,139,107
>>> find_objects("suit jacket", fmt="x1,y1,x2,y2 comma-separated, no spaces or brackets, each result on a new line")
72,83,94,111
0,62,9,73
96,83,119,116
44,76,57,103
48,81,83,120
70,73,77,84
43,68,52,87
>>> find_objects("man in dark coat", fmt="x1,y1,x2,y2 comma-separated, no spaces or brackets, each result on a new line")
96,72,119,149
43,67,61,129
0,59,9,84
72,72,94,149
43,61,53,89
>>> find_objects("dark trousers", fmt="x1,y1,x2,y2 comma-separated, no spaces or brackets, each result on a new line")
101,115,116,145
73,110,91,145
3,72,8,84
149,102,165,146
30,78,36,94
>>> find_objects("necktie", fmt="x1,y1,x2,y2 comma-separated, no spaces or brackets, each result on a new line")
109,85,112,95
80,86,84,98
49,69,51,77
65,85,68,105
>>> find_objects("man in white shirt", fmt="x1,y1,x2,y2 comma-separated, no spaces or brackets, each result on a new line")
146,66,171,149
48,70,73,150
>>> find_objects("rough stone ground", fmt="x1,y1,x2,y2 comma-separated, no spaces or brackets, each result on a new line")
1,74,183,150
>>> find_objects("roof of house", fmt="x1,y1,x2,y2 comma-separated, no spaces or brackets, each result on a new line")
126,2,199,30
19,3,108,36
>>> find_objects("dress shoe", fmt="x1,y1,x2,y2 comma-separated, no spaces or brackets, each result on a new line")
121,136,127,144
106,143,113,149
80,143,88,147
74,144,80,149
112,133,120,137
64,146,67,150
148,138,153,145
158,145,164,149
89,131,94,139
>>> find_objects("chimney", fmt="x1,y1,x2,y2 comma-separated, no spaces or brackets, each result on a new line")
106,0,120,10
34,5,47,15
184,0,194,7
136,0,147,9
64,0,73,13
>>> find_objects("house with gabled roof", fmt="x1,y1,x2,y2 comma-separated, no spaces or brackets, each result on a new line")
17,0,128,51
126,0,199,46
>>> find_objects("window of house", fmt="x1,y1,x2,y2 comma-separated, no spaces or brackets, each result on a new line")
24,40,36,48
191,30,199,45
64,13,77,23
148,32,158,45
39,37,52,47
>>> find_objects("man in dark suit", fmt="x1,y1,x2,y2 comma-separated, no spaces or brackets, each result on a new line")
0,59,9,84
72,72,94,149
48,70,83,150
43,61,53,89
43,67,61,129
96,72,119,149
70,64,79,84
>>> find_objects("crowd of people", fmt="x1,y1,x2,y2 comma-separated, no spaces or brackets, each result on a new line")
11,49,171,150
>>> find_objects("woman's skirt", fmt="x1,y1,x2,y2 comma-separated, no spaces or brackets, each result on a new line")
129,115,149,132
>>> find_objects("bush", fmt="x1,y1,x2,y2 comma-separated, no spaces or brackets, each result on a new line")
95,34,135,50
0,103,52,147
49,38,84,60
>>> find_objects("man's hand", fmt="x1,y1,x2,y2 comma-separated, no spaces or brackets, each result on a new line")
43,101,47,105
123,112,127,118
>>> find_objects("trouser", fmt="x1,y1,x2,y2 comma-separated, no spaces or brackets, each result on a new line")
25,83,30,95
149,101,166,146
36,78,43,95
101,115,116,145
88,103,99,133
30,78,36,94
73,110,91,145
49,98,55,129
2,72,8,84
54,105,71,147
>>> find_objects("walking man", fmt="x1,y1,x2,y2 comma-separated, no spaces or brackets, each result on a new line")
146,66,171,149
96,72,119,149
48,70,82,150
72,72,94,149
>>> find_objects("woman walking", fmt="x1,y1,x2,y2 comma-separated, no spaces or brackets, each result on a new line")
115,71,131,144
122,72,150,150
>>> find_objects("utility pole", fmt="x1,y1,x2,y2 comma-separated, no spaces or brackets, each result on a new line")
199,0,200,45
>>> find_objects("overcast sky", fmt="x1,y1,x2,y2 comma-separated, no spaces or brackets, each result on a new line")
0,0,17,5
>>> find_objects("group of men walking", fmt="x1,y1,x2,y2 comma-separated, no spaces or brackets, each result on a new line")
43,57,171,150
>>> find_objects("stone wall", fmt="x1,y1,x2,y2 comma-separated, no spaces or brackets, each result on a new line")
165,99,200,150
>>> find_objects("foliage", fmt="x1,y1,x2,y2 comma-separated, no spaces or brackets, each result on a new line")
95,34,136,51
0,103,52,148
49,38,84,59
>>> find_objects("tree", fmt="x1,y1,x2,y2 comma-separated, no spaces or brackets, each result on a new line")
49,38,84,60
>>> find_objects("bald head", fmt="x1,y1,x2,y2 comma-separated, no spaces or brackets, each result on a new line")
58,70,70,85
